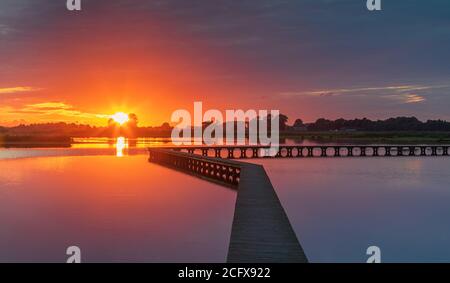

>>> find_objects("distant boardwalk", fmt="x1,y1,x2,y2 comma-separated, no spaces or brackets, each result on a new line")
157,145,450,159
148,148,308,263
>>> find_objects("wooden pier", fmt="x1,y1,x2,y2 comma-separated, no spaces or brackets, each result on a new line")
156,145,450,159
148,143,448,262
148,148,308,263
227,162,307,263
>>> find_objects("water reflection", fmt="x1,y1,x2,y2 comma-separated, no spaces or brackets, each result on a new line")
115,137,128,157
0,155,236,262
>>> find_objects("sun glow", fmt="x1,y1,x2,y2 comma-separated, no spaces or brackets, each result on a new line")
111,112,129,125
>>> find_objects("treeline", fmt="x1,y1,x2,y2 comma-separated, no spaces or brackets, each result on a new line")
1,116,450,139
289,117,450,132
2,122,173,138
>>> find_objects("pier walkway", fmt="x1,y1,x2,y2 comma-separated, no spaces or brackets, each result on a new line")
148,148,308,263
148,143,449,262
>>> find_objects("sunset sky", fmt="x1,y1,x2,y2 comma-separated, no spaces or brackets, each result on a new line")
1,0,450,126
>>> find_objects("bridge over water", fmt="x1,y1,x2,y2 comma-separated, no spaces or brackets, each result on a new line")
157,144,450,159
148,144,449,262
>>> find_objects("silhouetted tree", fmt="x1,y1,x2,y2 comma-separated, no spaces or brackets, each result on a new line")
2,116,450,139
127,113,138,128
160,122,171,130
279,114,289,131
293,119,304,128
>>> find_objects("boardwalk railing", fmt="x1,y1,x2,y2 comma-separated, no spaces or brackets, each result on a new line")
154,145,450,159
148,148,308,263
275,145,449,158
149,148,241,188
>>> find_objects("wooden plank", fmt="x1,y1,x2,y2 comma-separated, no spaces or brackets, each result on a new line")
227,163,308,263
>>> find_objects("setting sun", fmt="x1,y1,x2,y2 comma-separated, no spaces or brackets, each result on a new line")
111,112,129,125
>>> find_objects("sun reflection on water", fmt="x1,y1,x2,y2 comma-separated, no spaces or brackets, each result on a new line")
116,137,128,157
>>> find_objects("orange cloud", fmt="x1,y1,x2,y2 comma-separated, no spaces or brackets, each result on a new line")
1,102,111,126
0,86,41,94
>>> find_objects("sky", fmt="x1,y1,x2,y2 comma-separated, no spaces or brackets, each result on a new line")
0,0,449,126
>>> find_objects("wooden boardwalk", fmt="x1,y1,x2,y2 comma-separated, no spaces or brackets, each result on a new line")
156,144,450,159
228,163,308,263
148,148,308,263
149,144,449,262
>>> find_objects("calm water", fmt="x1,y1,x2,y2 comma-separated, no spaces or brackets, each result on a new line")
1,141,450,262
0,154,236,262
253,158,450,263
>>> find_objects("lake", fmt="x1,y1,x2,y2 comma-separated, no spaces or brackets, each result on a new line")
1,139,450,262
254,158,450,263
0,154,235,262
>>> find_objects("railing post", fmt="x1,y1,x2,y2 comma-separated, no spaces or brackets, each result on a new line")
228,148,234,159
420,146,427,156
347,146,353,157
215,148,221,158
297,147,304,157
360,146,366,157
307,147,314,157
397,146,404,157
287,147,293,158
431,146,437,156
240,148,247,159
334,146,340,157
385,146,391,157
373,146,379,157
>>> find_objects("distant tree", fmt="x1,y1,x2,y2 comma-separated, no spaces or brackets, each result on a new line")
302,116,450,132
127,113,138,128
160,122,171,130
279,114,289,131
334,118,346,130
293,119,304,128
309,118,333,131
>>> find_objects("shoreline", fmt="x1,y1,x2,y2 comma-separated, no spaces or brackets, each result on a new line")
1,131,450,148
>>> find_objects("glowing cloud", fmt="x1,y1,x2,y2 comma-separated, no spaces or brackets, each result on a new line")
2,102,110,124
0,87,41,94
